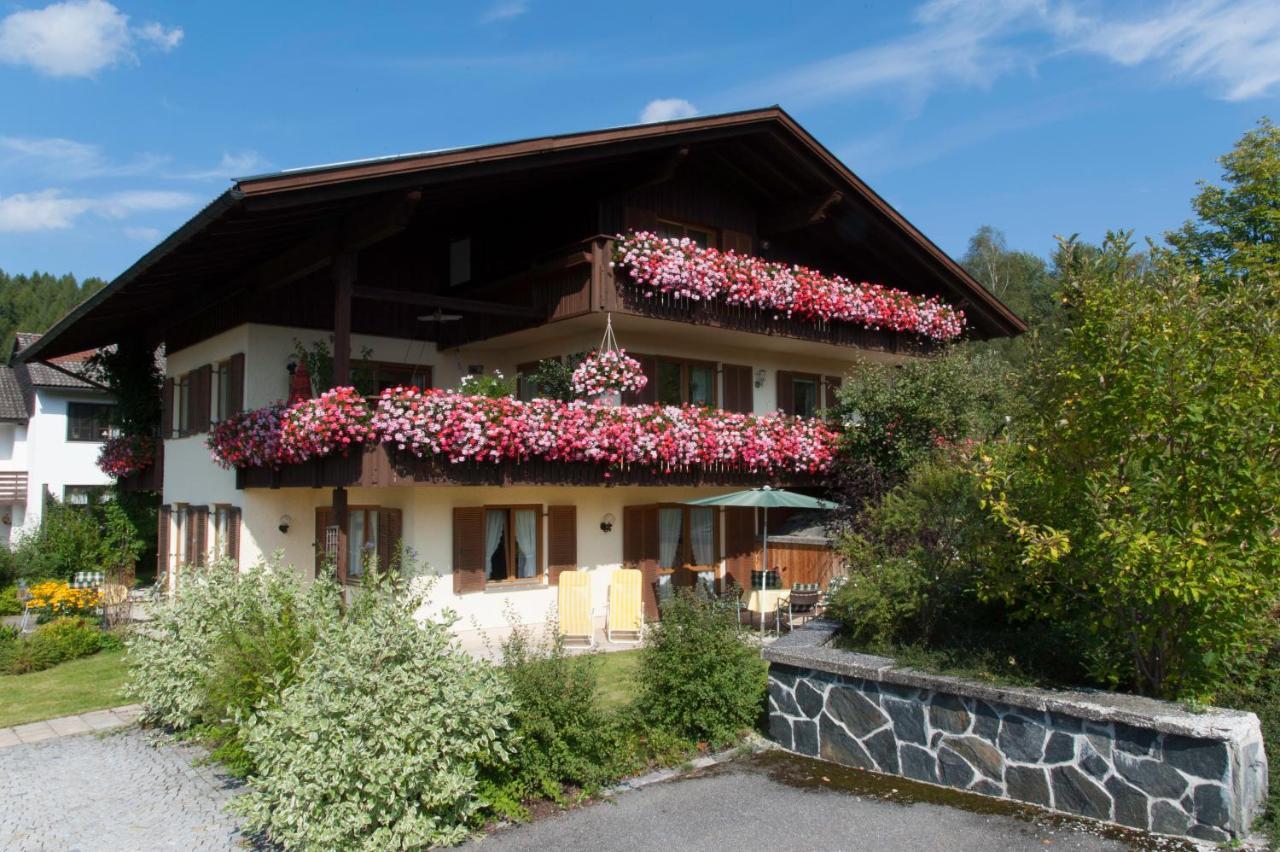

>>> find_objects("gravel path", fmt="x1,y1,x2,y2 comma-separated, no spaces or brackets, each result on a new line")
0,728,244,851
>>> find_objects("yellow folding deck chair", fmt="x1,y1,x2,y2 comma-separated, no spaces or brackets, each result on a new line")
557,570,594,648
607,568,644,644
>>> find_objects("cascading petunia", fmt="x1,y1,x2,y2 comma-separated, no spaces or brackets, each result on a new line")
612,231,965,341
97,433,157,478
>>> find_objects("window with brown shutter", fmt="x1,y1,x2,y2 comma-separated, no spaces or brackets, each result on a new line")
721,364,753,414
546,505,577,584
777,370,820,418
226,353,245,418
724,506,756,592
315,506,334,578
622,354,657,405
452,506,486,594
189,505,209,567
376,507,403,575
654,357,717,408
161,378,174,439
823,375,842,411
314,505,385,584
157,504,171,578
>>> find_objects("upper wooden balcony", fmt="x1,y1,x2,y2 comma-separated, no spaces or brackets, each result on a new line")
441,236,939,356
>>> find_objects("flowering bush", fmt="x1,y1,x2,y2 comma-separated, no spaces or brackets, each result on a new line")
613,231,966,341
26,580,100,620
208,403,287,469
570,349,648,397
278,386,374,465
97,434,156,478
373,388,836,475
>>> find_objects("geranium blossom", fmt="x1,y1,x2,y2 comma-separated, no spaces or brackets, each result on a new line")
613,231,965,340
207,386,838,477
97,434,156,478
570,349,648,397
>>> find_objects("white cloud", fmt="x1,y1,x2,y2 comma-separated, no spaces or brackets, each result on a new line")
0,0,182,78
750,0,1280,107
479,1,527,24
175,151,270,181
123,225,159,242
639,98,699,124
0,135,165,178
0,187,196,232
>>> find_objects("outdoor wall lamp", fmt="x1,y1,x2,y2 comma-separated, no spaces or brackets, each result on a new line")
278,514,292,534
754,368,767,388
600,513,615,533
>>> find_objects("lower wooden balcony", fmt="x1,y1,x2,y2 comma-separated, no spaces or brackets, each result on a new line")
115,441,163,494
235,443,822,490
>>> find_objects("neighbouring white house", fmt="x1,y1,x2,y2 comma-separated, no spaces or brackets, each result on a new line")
0,332,115,546
19,108,1023,640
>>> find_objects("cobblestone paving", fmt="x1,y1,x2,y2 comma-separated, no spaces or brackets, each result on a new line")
0,728,245,851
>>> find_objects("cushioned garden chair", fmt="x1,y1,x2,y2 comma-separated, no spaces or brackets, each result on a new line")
607,568,644,644
557,570,594,648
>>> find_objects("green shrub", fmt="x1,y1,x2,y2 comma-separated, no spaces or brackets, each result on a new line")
235,585,515,851
11,501,106,582
0,585,20,616
0,617,113,675
492,624,634,809
126,559,342,774
635,591,765,748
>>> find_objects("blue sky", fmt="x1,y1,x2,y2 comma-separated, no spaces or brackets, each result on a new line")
1,0,1278,281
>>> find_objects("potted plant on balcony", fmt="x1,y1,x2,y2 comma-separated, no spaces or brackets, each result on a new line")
571,315,647,406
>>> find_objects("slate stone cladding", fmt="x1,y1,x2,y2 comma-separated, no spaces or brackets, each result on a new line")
763,623,1268,843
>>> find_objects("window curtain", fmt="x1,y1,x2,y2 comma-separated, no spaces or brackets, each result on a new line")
658,508,682,569
485,509,506,580
690,507,714,566
514,509,537,579
348,510,366,579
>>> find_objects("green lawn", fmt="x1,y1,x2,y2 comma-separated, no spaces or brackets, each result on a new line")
594,648,641,710
0,649,130,728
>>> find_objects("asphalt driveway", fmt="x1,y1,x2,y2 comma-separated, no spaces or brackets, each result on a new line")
467,751,1188,852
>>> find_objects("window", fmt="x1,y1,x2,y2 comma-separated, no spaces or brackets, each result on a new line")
211,505,234,560
449,238,471,286
64,485,108,506
657,218,716,249
484,505,541,583
656,358,716,407
369,362,432,394
656,505,718,570
346,508,378,581
66,402,114,442
792,376,818,418
172,504,187,567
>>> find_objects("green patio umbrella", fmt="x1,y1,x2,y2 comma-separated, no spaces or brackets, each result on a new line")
684,487,839,634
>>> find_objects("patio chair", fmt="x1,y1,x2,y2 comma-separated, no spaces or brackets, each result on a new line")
777,588,822,633
70,571,105,590
100,583,132,629
607,568,644,644
557,571,594,649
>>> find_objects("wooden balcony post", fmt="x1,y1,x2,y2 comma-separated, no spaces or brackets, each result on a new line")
332,485,349,583
332,252,355,388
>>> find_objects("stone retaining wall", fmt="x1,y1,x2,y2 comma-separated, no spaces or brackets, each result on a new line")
762,622,1268,843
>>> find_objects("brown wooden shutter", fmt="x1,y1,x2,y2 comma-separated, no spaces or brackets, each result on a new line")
452,507,486,594
823,375,841,411
721,364,753,414
623,354,658,406
376,507,402,575
195,365,213,433
227,353,246,417
546,505,577,584
227,506,241,569
622,505,660,619
724,507,756,592
314,507,333,578
189,505,208,567
157,504,171,578
160,378,174,439
776,371,795,414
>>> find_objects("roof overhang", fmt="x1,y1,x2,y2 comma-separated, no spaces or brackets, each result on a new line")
22,107,1023,362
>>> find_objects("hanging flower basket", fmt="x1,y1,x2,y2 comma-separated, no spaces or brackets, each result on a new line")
97,434,156,478
571,349,648,398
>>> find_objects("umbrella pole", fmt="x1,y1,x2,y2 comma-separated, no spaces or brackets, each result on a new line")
761,506,768,637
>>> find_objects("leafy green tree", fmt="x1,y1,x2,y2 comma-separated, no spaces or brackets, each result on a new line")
1167,117,1280,282
979,233,1280,698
